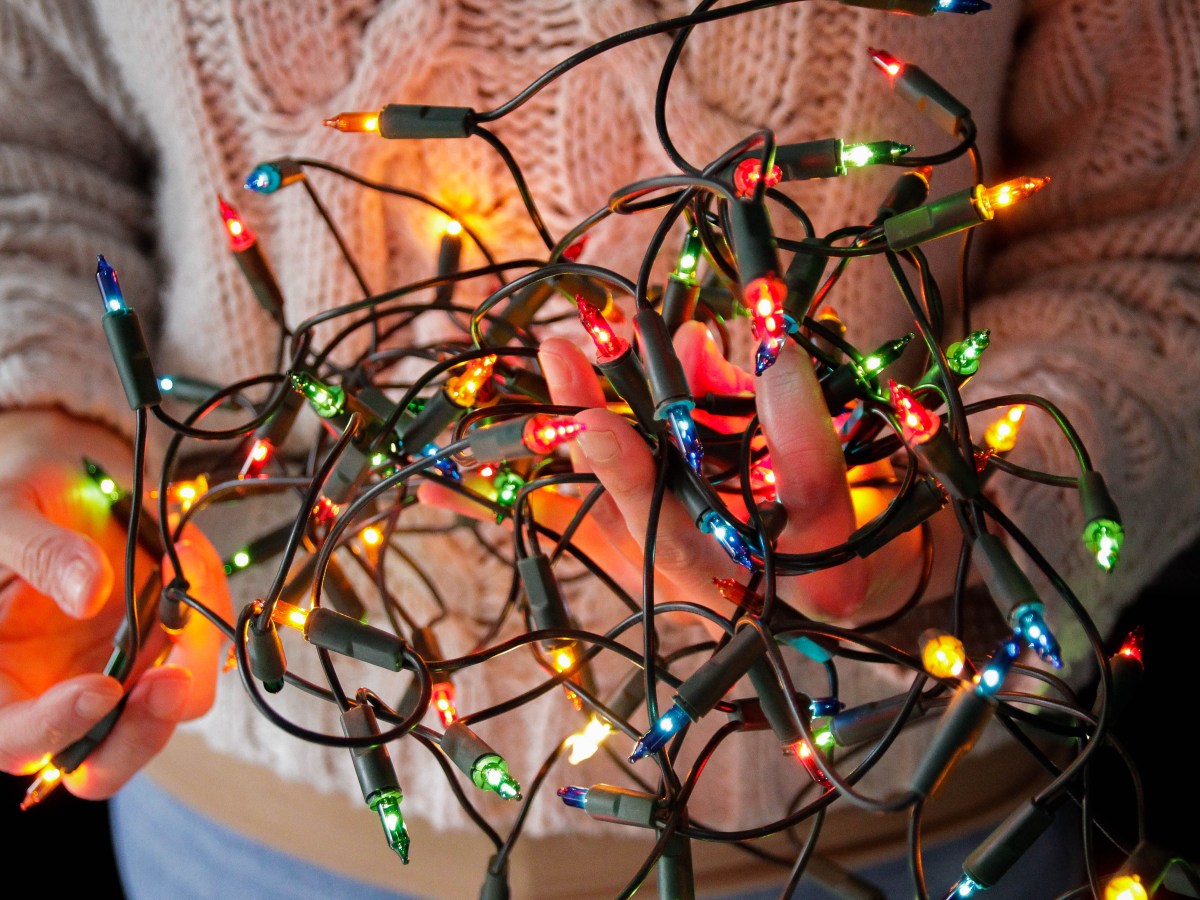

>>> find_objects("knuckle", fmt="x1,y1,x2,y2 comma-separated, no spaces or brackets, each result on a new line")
18,531,62,590
651,538,699,576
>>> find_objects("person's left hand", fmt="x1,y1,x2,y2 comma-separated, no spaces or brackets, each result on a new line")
425,321,926,626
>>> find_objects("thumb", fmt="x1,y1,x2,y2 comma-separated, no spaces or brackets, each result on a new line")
0,491,113,618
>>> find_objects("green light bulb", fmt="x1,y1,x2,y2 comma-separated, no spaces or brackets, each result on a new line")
471,754,522,800
1083,518,1124,572
368,789,410,863
494,468,524,509
946,329,991,376
671,229,703,284
840,140,913,169
291,372,345,418
232,550,251,569
854,333,913,384
83,458,123,504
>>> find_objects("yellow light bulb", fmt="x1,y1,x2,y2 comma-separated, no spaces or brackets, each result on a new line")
984,404,1026,453
270,600,310,632
445,355,497,407
361,526,383,546
1105,875,1148,900
564,716,614,765
975,176,1050,220
444,219,463,236
922,633,967,679
323,111,381,133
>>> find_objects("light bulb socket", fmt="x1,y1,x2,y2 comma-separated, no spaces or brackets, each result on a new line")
782,240,829,321
728,196,782,288
972,533,1040,620
635,308,693,415
579,784,660,828
675,625,767,722
884,186,983,251
518,554,573,634
247,616,287,693
660,275,701,334
305,607,408,671
909,682,992,798
747,659,806,747
102,309,162,410
877,168,933,222
378,103,476,139
341,703,400,803
962,799,1056,889
233,241,285,324
852,477,946,558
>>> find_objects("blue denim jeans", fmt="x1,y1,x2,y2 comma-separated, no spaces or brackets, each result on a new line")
111,773,1084,899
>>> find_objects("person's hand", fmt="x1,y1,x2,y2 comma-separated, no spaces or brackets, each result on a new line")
532,322,926,625
0,409,230,799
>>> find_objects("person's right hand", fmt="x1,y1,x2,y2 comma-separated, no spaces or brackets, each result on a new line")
0,409,229,800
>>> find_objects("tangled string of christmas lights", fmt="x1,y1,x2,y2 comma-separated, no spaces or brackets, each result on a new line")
21,2,1197,898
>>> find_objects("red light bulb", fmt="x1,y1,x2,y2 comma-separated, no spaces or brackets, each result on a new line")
217,195,256,253
521,415,585,455
431,681,458,727
239,438,274,479
733,158,783,199
576,295,629,363
745,276,787,338
868,47,904,79
312,496,340,524
889,381,940,444
1117,627,1144,666
787,740,832,790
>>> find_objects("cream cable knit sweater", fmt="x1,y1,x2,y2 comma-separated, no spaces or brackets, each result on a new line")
2,0,1198,859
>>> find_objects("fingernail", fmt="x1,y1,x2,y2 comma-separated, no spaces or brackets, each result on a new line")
75,686,122,720
62,558,97,614
146,671,192,721
575,428,620,463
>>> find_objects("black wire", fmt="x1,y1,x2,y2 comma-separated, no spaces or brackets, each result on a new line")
469,124,555,252
122,407,149,666
474,1,804,124
908,799,930,900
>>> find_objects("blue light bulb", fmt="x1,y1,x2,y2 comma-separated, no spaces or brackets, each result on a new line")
421,442,461,481
698,510,756,569
95,255,126,312
556,785,589,810
629,704,691,762
664,403,703,472
244,163,283,194
1011,602,1062,668
944,875,984,899
755,332,786,375
936,0,991,12
976,637,1021,698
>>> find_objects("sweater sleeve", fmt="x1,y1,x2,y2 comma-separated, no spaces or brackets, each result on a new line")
964,0,1200,668
0,0,156,435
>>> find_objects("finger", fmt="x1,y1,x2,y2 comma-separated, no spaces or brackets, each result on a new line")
162,537,232,720
674,321,755,397
0,674,124,773
573,408,739,600
63,664,193,799
757,340,867,618
0,488,114,618
536,336,647,561
539,337,609,475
